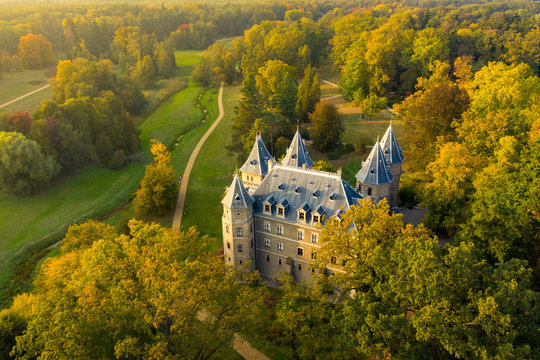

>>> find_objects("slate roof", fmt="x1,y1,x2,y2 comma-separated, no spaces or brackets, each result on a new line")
380,124,404,165
221,173,253,209
240,133,275,175
355,140,394,185
252,165,362,224
281,128,314,168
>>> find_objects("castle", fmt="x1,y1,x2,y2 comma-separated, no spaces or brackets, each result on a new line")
221,125,403,282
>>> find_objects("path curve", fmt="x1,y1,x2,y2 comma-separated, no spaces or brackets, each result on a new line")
172,82,224,229
0,84,50,110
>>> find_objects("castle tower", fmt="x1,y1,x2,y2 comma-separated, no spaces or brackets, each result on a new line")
380,124,403,207
355,139,394,203
281,127,314,168
240,133,275,190
221,173,256,270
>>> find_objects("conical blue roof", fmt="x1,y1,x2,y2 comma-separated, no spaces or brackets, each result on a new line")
240,133,275,175
281,127,313,168
380,124,403,164
355,140,393,185
221,173,253,209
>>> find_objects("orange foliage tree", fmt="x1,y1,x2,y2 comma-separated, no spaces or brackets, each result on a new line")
17,33,54,69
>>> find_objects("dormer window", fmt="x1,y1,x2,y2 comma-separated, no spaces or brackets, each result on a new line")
299,212,305,221
278,207,284,216
264,204,270,212
313,215,319,223
370,169,375,174
295,186,302,193
292,154,297,159
312,190,319,197
235,194,240,200
329,193,337,200
250,159,258,165
278,183,285,190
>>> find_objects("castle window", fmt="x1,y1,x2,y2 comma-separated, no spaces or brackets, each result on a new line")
313,215,319,223
358,184,361,192
367,188,372,196
238,245,243,252
226,225,229,233
312,190,319,197
267,255,270,262
251,240,253,248
264,204,270,212
264,238,270,247
277,242,283,251
277,225,283,235
295,186,301,193
298,264,302,271
278,183,285,190
264,222,270,232
297,230,304,240
227,242,231,249
279,258,282,265
278,207,284,216
297,248,304,256
228,257,231,262
312,233,318,244
299,212,305,221
236,227,243,236
239,260,243,265
311,250,317,259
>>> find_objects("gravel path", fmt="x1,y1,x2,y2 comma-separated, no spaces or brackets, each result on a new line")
0,84,50,110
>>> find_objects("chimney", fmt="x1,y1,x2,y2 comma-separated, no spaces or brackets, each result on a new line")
302,163,307,169
337,167,342,178
268,159,274,172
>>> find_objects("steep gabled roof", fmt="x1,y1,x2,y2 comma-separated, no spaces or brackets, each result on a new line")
240,133,275,175
281,127,314,168
355,140,394,185
221,173,253,209
380,124,404,165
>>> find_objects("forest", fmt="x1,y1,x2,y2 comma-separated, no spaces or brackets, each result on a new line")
0,0,539,359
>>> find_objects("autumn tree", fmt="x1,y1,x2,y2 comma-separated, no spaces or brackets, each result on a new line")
0,132,59,195
7,111,32,135
17,33,54,69
396,61,470,172
309,100,343,152
9,220,267,359
295,64,320,123
256,59,298,120
134,140,178,216
314,199,540,359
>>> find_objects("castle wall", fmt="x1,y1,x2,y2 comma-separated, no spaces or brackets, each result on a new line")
242,172,264,189
222,205,256,270
253,214,321,284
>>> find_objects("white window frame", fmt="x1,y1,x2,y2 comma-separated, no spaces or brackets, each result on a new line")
297,247,304,256
236,227,243,236
277,242,284,251
297,229,304,240
277,225,283,235
264,238,270,248
264,221,270,232
312,233,318,244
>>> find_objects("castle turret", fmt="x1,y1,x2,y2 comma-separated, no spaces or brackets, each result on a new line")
281,127,313,168
221,173,256,270
355,139,393,203
380,124,403,207
240,133,275,190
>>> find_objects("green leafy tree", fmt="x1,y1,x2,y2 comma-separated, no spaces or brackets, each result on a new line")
0,132,59,195
359,93,387,119
295,64,320,123
308,100,343,152
134,140,178,216
132,55,155,89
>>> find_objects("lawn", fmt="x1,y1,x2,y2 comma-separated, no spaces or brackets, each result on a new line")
180,84,241,247
0,67,54,114
0,50,206,307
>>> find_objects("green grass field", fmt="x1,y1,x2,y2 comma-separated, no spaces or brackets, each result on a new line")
0,68,53,114
0,50,205,307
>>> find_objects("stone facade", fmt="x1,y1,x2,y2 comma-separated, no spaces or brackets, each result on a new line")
222,125,403,282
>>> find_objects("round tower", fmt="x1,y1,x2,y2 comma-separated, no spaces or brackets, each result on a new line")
221,174,256,270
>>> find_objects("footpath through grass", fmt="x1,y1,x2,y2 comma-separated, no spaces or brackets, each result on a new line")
0,50,204,307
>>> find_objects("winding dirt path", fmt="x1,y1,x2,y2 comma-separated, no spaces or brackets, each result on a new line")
172,82,224,229
172,83,270,360
0,84,50,110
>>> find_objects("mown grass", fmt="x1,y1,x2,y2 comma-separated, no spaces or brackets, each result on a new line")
180,84,241,248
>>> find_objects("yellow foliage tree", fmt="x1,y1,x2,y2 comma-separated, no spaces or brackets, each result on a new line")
17,33,53,69
134,140,178,216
